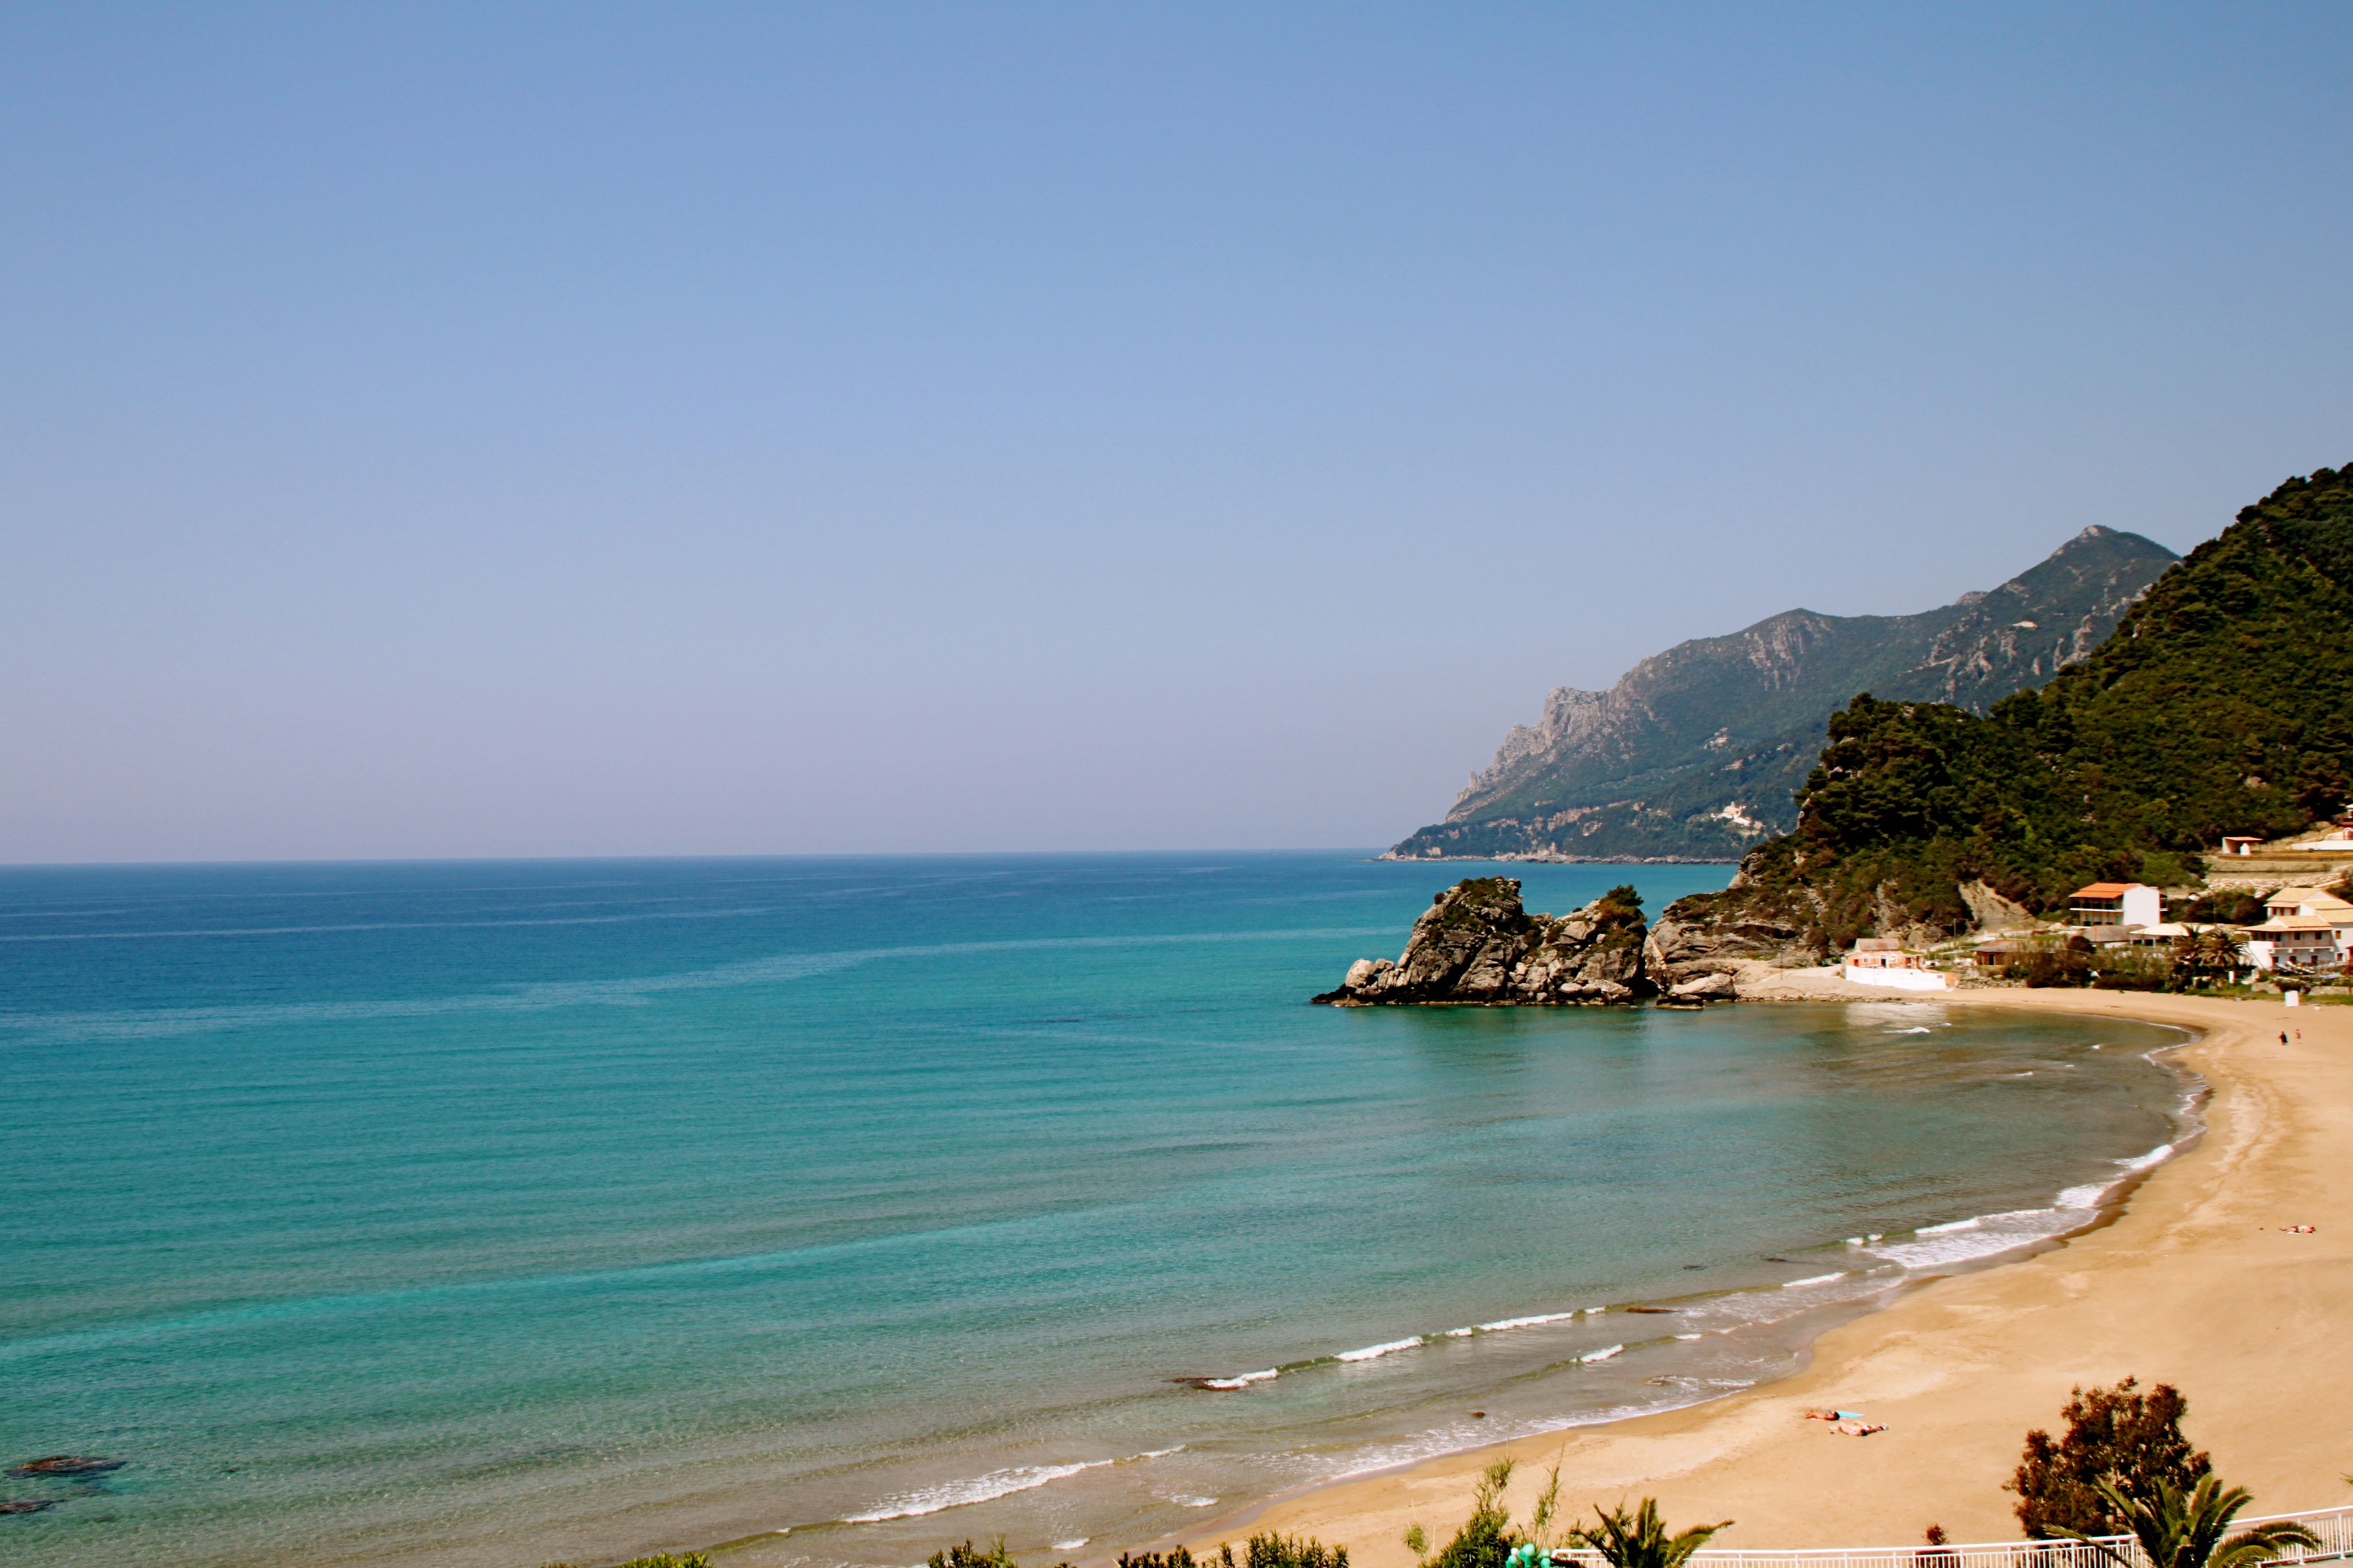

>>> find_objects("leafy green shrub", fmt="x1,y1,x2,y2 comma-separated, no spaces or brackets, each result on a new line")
934,1541,1026,1568
1420,1459,1518,1568
1242,1532,1349,1568
2009,1377,2211,1538
1138,1537,1348,1568
2089,948,2172,991
2182,890,2264,925
1596,885,1644,923
1121,1547,1203,1568
2021,937,2094,988
1410,1456,1570,1568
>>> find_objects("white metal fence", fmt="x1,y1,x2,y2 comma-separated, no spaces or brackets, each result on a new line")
1542,1504,2353,1568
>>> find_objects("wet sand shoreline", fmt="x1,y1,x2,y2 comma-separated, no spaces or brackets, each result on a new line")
1176,991,2350,1566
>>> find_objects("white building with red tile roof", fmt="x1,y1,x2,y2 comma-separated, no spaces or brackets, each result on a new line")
2070,882,2162,927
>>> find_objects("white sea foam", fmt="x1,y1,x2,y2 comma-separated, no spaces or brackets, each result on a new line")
2018,1143,2171,1215
1865,1202,2102,1268
1478,1311,1580,1332
844,1448,1181,1522
1673,1333,1703,1340
1580,1344,1624,1362
1336,1337,1424,1363
1054,1542,1090,1551
845,1461,1113,1521
1319,1383,1747,1482
1202,1369,1278,1389
1781,1272,1845,1288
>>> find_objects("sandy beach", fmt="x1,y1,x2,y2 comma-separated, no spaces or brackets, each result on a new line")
1183,990,2353,1562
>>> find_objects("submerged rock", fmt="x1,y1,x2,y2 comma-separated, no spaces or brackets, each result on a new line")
0,1499,57,1514
6,1457,124,1479
1314,878,1654,1006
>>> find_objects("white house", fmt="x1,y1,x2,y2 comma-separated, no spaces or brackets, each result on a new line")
2070,882,2163,928
1843,937,1953,991
2264,886,2353,920
2243,916,2346,972
2241,888,2353,971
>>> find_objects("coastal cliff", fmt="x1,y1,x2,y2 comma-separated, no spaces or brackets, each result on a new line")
1648,465,2353,966
1313,878,1668,1005
1387,526,2175,864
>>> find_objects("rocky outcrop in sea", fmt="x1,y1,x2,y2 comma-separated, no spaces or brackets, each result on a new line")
1313,878,1657,1005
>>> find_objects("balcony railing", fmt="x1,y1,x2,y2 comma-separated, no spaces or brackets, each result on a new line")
1541,1503,2353,1568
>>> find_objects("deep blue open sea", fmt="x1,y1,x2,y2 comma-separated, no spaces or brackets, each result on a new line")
0,854,2191,1568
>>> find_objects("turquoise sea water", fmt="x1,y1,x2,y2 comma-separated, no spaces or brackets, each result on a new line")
0,854,2190,1568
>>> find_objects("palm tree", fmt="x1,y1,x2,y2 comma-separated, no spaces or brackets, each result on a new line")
2170,931,2203,982
2059,1477,2318,1568
2199,928,2247,982
1571,1500,1732,1568
2172,928,2245,987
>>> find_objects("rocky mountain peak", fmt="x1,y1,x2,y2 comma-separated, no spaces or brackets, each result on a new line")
1392,526,2178,865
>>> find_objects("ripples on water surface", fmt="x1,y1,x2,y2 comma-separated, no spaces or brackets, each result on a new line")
0,854,2189,1568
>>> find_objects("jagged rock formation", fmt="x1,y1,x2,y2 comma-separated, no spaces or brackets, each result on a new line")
1312,878,1654,1005
1642,878,1821,989
1387,527,2176,863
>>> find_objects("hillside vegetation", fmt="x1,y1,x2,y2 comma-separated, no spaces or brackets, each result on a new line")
1672,466,2353,950
1388,526,2175,863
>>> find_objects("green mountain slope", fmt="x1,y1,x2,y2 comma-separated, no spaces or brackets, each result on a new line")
1387,526,2178,863
1669,465,2353,952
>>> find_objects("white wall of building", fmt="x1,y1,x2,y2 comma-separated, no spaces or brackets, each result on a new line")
1842,964,1953,991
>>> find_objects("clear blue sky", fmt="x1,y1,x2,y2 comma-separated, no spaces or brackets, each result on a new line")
7,3,2351,862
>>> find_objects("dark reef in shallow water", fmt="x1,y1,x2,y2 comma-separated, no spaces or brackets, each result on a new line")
7,1457,125,1480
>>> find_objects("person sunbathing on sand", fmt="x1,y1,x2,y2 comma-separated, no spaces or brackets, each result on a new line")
1832,1422,1886,1436
1804,1409,1864,1421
